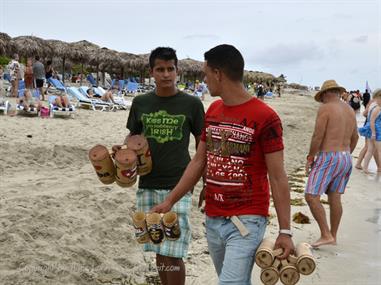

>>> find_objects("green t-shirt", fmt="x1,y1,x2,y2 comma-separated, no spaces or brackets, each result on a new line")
126,91,205,189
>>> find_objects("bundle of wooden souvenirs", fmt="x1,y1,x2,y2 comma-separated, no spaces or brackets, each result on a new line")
89,135,151,187
256,238,316,285
132,211,181,244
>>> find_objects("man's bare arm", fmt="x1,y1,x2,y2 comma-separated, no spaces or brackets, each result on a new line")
265,150,294,259
308,105,329,157
195,135,201,150
350,117,359,153
151,141,207,213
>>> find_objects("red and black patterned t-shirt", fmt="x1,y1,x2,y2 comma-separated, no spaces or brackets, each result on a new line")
201,97,284,217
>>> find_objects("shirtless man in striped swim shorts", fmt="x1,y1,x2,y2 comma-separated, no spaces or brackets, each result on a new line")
305,80,359,248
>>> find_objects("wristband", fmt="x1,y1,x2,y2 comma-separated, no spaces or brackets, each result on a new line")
279,229,293,237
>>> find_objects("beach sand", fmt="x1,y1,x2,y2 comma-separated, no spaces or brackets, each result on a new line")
0,90,379,285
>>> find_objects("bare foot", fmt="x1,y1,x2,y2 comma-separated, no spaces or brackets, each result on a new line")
355,165,362,170
311,237,336,248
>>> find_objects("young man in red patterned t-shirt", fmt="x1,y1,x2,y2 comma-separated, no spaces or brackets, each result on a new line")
152,44,294,284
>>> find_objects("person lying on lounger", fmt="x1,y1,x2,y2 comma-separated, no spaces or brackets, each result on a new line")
18,89,42,112
52,94,70,109
87,87,117,104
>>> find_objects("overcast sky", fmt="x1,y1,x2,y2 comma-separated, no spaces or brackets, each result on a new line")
1,0,380,90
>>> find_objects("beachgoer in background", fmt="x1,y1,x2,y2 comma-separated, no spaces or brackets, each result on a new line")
257,83,264,100
194,80,207,101
152,44,294,284
0,65,4,97
44,60,55,95
360,89,381,174
24,58,34,89
33,55,45,100
18,89,42,112
276,84,281,97
113,47,205,285
355,98,381,171
8,54,20,97
52,94,70,109
341,91,349,103
363,89,371,108
87,88,116,104
305,80,358,248
348,91,361,112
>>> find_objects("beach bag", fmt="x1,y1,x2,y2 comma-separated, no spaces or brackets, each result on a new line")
40,106,50,118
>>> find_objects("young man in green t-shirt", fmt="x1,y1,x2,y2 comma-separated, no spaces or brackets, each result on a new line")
124,47,204,285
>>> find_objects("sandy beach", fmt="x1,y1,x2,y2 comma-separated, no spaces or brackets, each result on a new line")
0,89,380,285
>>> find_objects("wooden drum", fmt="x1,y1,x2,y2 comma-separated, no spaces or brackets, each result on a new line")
127,135,152,176
114,148,138,187
279,260,300,285
260,259,280,285
295,242,316,275
88,145,116,184
255,238,283,269
132,212,150,244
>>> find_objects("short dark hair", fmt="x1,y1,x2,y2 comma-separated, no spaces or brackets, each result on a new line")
86,88,91,94
47,60,52,65
204,44,244,81
35,55,40,60
149,47,178,69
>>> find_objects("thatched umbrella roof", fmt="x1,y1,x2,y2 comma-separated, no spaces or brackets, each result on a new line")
0,39,7,55
130,53,149,72
119,52,141,73
243,70,276,84
89,47,123,71
8,35,51,58
0,32,11,55
178,58,203,76
68,40,99,64
45,39,71,59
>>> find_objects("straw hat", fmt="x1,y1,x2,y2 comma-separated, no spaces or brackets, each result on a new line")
372,89,381,99
314,80,346,102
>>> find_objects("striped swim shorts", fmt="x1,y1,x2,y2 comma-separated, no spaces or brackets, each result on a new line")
305,151,352,195
136,188,192,258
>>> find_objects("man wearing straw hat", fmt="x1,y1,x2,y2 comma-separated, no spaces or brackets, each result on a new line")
305,80,358,248
120,47,204,285
152,44,294,284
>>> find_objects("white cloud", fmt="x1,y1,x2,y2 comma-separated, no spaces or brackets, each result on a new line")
183,34,220,40
352,35,368,43
249,42,325,67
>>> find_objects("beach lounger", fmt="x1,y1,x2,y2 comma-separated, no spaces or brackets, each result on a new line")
78,86,114,110
87,74,98,87
16,82,41,116
96,86,132,110
48,95,76,118
67,87,110,111
264,91,274,99
126,82,139,95
0,98,10,115
45,79,76,117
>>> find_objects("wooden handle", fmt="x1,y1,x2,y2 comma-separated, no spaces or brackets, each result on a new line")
272,259,281,268
287,255,298,264
273,248,283,257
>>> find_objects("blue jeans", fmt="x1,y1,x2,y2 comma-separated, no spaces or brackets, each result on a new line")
206,215,267,285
